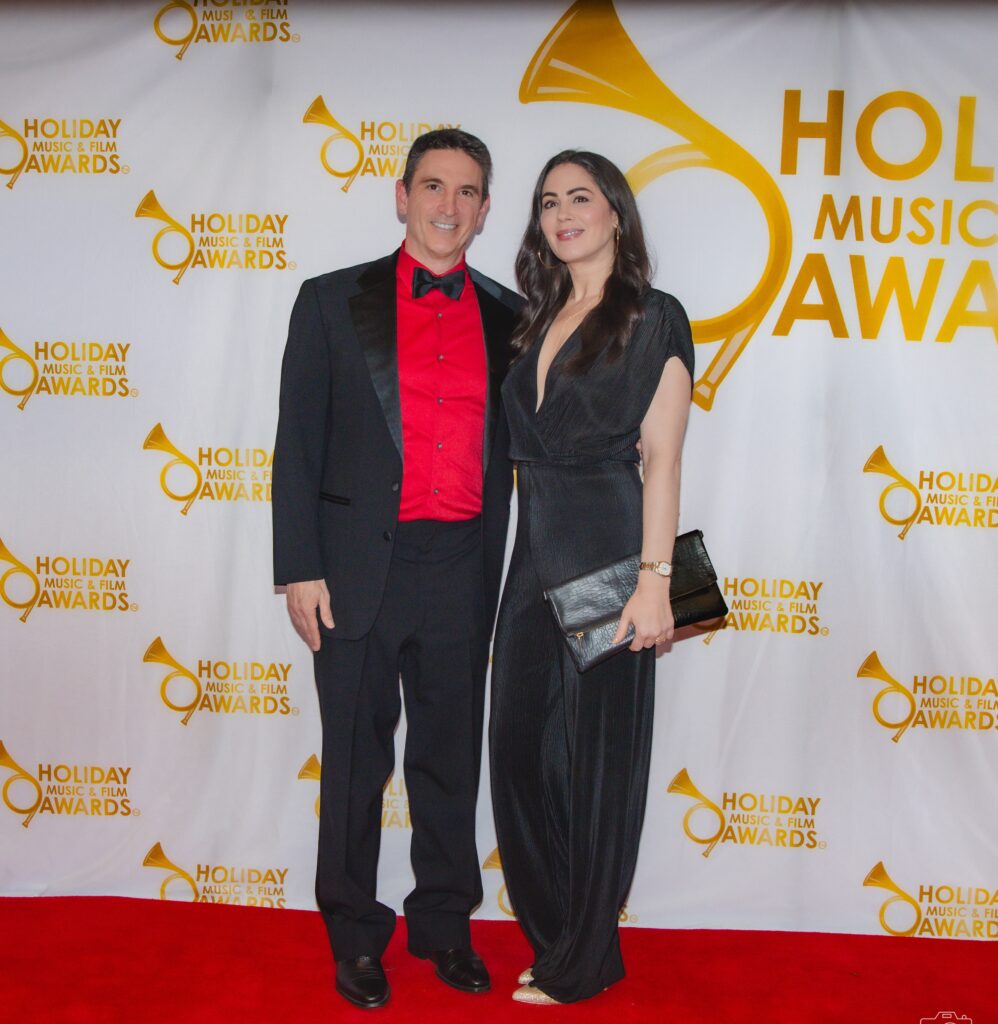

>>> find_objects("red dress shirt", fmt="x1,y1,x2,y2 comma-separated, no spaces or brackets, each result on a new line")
395,243,487,521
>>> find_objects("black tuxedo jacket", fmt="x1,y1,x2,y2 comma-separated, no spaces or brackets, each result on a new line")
272,249,520,640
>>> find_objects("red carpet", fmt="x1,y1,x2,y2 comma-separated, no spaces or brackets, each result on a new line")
2,897,988,1023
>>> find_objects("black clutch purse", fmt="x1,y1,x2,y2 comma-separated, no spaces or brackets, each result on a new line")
542,530,728,673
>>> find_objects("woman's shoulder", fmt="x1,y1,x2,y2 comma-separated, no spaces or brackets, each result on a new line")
633,287,692,342
639,287,689,324
634,287,694,375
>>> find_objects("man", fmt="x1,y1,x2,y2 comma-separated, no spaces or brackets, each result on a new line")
272,129,519,1010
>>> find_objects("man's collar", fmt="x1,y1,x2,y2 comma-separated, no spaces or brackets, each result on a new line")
396,240,468,283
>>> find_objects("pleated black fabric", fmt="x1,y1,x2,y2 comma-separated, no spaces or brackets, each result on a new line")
489,289,693,1002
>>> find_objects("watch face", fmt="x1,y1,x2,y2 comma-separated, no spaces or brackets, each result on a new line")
641,561,672,576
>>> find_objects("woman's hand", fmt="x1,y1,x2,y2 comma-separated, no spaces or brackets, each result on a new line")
612,575,674,651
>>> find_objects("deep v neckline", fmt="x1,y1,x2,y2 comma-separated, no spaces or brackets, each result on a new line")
534,326,579,415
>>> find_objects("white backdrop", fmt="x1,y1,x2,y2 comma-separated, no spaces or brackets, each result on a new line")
2,0,997,942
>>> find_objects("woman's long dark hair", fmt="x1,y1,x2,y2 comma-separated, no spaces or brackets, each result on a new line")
512,150,651,374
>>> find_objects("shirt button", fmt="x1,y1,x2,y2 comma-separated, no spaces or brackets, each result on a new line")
436,442,443,449
383,530,393,541
433,488,439,495
437,397,443,404
390,481,399,492
437,354,444,361
436,312,443,320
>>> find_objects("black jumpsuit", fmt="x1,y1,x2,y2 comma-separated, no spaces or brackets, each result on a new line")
489,289,694,1002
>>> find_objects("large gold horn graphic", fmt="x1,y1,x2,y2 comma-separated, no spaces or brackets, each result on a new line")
482,848,515,917
143,636,201,725
0,740,43,827
863,861,922,937
863,446,922,540
303,96,364,193
297,754,321,781
143,423,202,515
0,118,28,190
152,1,198,61
520,0,792,410
857,650,916,743
0,536,41,623
298,754,321,817
691,615,727,645
667,768,725,857
135,190,195,285
0,327,39,410
143,841,199,901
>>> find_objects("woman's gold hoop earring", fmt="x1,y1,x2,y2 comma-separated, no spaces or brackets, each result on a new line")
536,248,560,271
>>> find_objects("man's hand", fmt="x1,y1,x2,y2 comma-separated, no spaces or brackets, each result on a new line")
286,579,334,652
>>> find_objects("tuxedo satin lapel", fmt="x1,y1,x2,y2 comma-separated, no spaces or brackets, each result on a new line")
351,256,402,459
472,277,514,477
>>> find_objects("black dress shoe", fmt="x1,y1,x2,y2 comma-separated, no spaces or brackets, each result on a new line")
428,948,490,993
335,955,389,1008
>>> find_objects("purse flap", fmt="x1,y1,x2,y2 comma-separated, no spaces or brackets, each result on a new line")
670,530,718,599
546,557,639,634
544,530,719,634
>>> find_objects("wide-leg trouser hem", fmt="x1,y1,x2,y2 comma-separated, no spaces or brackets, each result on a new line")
490,532,655,1002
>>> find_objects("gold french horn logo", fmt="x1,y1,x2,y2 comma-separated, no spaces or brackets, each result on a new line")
153,1,198,61
864,861,922,937
482,847,515,917
143,423,203,515
143,841,199,901
143,636,201,725
690,615,728,645
303,96,364,193
0,118,28,190
864,445,922,540
297,753,321,818
0,327,39,410
135,190,195,285
0,740,43,827
0,536,41,623
520,0,792,410
857,650,916,743
667,768,726,857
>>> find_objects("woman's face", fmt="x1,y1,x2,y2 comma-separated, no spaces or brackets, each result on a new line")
539,162,619,272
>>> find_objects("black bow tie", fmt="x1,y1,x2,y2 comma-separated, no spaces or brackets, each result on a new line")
412,266,465,301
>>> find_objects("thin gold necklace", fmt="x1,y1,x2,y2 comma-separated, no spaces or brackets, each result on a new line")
559,296,600,323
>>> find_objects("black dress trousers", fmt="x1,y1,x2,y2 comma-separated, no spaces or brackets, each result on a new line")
313,517,488,960
489,290,695,1002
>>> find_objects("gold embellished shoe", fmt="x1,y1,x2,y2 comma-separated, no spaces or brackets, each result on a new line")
517,968,534,985
512,984,561,1005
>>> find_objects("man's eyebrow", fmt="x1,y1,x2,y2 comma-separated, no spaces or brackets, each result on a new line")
417,175,481,195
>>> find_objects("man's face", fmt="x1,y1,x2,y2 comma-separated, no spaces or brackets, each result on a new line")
396,148,490,273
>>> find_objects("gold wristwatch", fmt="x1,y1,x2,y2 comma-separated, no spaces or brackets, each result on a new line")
639,560,672,578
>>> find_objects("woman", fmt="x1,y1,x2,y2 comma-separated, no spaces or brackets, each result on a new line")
489,151,693,1004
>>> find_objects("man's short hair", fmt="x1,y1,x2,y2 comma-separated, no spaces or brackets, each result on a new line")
401,128,492,200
